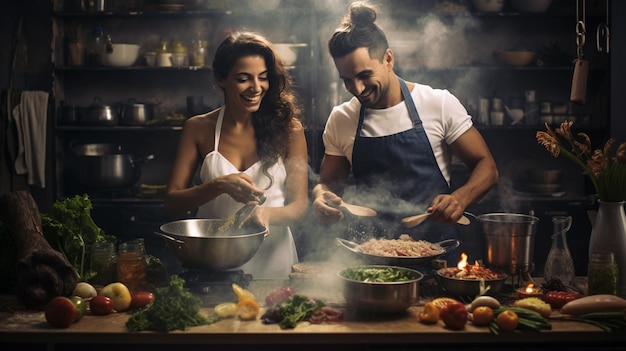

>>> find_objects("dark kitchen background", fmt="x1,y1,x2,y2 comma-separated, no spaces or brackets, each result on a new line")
1,0,625,278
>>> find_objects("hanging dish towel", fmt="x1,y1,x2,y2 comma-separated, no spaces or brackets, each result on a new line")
12,90,49,188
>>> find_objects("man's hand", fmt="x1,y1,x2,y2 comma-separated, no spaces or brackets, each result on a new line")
426,194,466,225
312,191,344,224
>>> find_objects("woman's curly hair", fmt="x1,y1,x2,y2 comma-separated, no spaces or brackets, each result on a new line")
213,31,303,187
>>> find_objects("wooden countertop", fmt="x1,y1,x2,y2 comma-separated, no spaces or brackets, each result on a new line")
2,278,625,348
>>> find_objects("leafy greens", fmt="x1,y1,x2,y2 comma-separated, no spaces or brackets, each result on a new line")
41,194,115,281
126,275,218,332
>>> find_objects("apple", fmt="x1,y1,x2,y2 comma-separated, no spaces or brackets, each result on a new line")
89,295,114,315
73,282,97,300
45,296,78,328
70,296,87,321
99,282,132,312
130,291,155,310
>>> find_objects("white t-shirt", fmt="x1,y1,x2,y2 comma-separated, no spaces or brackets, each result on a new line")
322,82,473,184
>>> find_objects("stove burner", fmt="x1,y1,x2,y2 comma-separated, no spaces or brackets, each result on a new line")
179,269,252,306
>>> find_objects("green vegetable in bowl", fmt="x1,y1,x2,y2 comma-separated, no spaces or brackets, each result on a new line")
341,267,415,282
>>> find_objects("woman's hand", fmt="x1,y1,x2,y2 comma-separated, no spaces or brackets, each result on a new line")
312,191,344,224
248,207,270,235
216,173,265,204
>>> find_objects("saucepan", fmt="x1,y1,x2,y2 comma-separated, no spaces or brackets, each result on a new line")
120,98,157,125
153,219,267,271
71,142,154,189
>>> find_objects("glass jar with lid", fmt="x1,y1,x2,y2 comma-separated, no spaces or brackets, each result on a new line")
117,239,147,293
90,241,117,287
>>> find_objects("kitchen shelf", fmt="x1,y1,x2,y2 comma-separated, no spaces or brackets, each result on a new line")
52,9,232,19
55,66,212,72
56,125,183,131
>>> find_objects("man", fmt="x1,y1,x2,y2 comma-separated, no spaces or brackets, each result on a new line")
312,2,498,248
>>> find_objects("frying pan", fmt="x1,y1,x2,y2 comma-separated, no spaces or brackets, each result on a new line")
335,237,461,267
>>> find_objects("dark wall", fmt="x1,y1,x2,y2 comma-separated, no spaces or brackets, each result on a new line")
1,0,54,212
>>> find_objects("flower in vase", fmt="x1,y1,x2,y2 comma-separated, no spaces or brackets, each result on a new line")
536,121,626,202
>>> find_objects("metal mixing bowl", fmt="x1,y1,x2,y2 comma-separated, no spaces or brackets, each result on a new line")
154,219,267,271
436,267,508,297
338,265,424,314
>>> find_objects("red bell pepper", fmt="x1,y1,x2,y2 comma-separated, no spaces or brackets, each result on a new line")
543,290,584,309
440,301,467,330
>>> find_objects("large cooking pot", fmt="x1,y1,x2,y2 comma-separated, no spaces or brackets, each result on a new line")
71,143,154,189
120,98,156,125
79,97,119,126
477,213,539,275
153,219,267,271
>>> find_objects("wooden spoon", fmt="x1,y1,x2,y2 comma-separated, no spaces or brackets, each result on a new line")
327,200,377,217
401,212,470,228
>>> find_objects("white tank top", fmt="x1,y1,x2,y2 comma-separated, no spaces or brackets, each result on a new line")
196,107,298,279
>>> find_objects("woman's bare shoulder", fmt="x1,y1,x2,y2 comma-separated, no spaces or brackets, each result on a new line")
181,109,220,137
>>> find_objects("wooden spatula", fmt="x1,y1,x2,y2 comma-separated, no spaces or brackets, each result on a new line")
401,212,470,228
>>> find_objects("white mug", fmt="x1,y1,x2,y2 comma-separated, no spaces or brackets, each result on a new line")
157,53,172,67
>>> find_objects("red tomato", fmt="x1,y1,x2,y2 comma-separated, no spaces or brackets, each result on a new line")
90,295,114,315
440,302,467,330
130,291,155,309
45,296,78,328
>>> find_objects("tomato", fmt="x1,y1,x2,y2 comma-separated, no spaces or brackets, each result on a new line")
471,306,494,326
496,310,519,332
45,296,78,328
90,295,114,315
130,291,155,309
439,302,467,330
237,298,260,321
543,290,584,309
214,302,239,318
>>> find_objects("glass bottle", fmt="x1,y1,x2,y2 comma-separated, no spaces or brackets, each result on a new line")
588,251,618,295
191,38,206,67
543,216,575,286
89,242,117,287
86,26,105,66
588,200,626,297
117,239,147,294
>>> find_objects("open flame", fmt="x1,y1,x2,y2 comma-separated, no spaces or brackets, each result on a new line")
457,252,468,270
525,283,536,293
457,252,481,271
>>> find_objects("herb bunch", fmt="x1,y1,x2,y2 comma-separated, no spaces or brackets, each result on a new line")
41,194,115,281
536,121,626,202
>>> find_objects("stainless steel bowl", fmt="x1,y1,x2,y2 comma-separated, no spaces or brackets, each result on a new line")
338,265,424,314
154,219,267,271
436,267,508,297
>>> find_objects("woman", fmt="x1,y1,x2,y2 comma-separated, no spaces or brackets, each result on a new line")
164,31,309,279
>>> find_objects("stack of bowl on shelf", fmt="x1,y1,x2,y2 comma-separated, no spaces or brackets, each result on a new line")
525,169,563,194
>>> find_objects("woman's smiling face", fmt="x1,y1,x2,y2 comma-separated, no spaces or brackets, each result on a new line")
219,54,269,115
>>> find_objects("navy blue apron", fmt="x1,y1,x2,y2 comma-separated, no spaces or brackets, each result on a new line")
349,78,457,262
